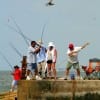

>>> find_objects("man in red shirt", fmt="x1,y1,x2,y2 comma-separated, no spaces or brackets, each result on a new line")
10,65,21,92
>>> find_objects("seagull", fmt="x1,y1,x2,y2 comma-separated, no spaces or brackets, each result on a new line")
46,0,55,6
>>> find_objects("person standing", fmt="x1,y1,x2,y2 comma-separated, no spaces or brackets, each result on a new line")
10,65,21,92
65,42,89,80
37,40,47,79
46,42,57,79
26,41,42,80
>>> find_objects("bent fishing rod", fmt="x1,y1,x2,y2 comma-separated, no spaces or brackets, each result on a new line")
0,51,13,71
40,23,46,43
8,17,47,47
7,17,31,46
7,24,31,42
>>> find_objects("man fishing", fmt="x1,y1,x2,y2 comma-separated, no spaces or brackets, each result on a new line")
26,41,42,80
65,42,89,80
36,40,47,79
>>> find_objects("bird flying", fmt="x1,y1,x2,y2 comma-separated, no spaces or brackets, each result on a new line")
46,0,55,6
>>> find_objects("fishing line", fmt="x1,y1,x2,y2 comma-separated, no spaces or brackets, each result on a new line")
7,24,31,42
8,17,30,46
0,51,13,71
9,42,22,58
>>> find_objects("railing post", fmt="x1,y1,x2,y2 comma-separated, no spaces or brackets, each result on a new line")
21,56,27,79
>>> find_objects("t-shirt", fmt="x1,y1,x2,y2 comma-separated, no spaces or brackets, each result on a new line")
13,69,21,80
37,46,46,63
27,46,37,63
46,48,57,63
67,47,82,63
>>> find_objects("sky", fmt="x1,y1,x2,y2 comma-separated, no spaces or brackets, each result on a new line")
0,0,100,70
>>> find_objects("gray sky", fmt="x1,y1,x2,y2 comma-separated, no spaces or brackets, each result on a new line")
0,0,100,70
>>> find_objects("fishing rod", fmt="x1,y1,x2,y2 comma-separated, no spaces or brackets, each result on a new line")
9,42,22,58
40,23,46,43
0,51,13,71
7,24,31,42
8,17,30,46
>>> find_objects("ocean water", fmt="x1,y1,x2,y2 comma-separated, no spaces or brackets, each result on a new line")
0,71,12,93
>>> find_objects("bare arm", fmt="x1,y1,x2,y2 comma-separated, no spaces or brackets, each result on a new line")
68,51,78,56
34,46,41,53
81,42,90,49
30,42,41,53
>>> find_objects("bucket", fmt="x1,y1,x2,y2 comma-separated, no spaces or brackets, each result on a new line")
70,74,75,80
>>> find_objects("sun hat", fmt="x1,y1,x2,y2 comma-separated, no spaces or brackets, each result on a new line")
48,42,55,47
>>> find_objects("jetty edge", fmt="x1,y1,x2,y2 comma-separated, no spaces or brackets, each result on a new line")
17,80,100,100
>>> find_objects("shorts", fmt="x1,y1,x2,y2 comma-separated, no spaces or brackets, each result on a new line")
12,80,18,87
47,60,52,64
66,62,80,70
37,61,46,73
27,63,37,71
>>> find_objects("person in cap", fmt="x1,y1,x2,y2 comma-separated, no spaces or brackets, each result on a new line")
46,42,57,79
10,65,21,92
36,40,47,79
26,41,42,80
65,42,89,80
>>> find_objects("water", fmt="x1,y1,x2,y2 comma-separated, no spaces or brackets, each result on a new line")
0,71,12,93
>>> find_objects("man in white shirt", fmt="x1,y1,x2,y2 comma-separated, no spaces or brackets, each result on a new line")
65,42,89,80
26,41,42,80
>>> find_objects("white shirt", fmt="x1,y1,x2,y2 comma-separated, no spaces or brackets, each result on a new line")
67,47,82,63
46,48,57,62
27,46,37,63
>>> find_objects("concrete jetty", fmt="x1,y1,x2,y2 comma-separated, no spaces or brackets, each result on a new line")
18,80,100,100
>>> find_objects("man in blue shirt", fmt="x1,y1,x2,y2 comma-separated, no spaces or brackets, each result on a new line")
37,40,47,78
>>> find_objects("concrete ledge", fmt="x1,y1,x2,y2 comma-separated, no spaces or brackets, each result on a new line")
18,80,100,100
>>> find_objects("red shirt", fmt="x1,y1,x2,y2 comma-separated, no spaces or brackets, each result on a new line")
12,69,21,80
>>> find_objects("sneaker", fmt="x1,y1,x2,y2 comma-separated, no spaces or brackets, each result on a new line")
26,76,31,80
43,77,46,79
35,75,42,80
64,77,67,80
80,76,83,80
76,76,83,80
64,76,70,80
10,89,13,92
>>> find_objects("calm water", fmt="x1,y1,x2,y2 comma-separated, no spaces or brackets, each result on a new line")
0,71,12,93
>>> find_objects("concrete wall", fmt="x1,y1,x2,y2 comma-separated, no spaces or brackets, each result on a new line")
18,80,100,100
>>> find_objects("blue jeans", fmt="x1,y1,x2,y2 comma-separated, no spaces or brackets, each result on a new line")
27,63,37,73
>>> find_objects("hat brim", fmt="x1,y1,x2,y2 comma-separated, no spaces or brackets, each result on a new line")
48,44,55,47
